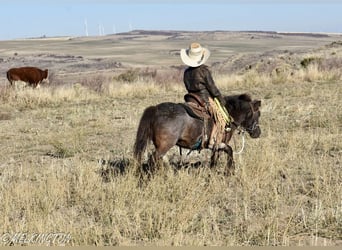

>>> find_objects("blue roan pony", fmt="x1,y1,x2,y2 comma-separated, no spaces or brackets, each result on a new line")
134,93,261,176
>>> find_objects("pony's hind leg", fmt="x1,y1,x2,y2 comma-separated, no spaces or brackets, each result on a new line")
146,151,158,174
145,138,176,176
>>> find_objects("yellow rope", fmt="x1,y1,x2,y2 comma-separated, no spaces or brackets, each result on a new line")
207,98,229,150
214,97,233,124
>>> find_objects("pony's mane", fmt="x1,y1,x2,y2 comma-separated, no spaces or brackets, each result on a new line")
225,93,252,112
238,93,252,102
225,93,252,103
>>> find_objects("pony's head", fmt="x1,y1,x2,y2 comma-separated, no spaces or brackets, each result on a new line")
225,94,261,138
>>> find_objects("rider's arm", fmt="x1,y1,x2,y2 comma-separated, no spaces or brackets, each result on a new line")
203,66,225,105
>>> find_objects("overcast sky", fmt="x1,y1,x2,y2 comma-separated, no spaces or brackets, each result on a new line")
0,0,341,40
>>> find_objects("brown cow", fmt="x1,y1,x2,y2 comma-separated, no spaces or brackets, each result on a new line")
6,67,49,88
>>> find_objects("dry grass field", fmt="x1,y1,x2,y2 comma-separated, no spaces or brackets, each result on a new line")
0,31,341,246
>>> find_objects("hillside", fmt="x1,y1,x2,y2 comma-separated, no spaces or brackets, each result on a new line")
1,30,341,85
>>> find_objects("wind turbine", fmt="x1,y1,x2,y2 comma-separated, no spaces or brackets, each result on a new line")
84,19,89,36
98,23,105,36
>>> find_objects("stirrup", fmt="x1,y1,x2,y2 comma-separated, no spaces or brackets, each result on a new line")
225,124,231,132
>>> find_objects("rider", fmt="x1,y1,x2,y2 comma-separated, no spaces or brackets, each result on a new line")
180,42,232,148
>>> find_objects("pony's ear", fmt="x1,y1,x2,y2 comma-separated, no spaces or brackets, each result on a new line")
252,100,261,110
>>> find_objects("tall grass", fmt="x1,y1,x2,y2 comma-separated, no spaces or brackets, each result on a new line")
0,58,341,246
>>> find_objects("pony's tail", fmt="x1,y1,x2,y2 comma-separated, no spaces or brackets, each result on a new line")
133,106,156,164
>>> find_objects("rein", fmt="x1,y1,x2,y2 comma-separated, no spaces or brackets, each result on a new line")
233,126,246,155
232,122,258,155
233,129,245,155
231,102,258,155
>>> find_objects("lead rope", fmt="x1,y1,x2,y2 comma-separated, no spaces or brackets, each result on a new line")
233,129,246,155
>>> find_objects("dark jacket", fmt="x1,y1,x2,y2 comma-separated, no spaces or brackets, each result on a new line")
183,65,224,104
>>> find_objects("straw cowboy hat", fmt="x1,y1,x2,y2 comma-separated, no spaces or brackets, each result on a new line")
180,42,211,67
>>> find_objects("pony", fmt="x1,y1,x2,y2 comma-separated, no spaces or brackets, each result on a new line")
134,93,261,175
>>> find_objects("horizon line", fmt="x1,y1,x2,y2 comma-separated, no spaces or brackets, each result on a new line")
2,29,341,41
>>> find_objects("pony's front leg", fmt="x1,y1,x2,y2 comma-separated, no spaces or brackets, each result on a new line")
210,149,219,168
209,144,235,175
223,145,235,176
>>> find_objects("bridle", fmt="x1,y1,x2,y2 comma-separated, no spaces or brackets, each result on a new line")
244,102,260,133
231,102,259,134
245,121,260,134
232,102,259,155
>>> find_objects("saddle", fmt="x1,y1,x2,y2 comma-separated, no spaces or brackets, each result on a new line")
182,93,229,151
181,93,211,120
181,93,213,150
